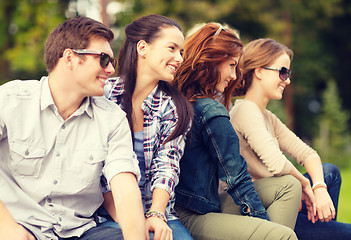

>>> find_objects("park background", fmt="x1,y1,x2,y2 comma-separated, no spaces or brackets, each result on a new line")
0,0,350,223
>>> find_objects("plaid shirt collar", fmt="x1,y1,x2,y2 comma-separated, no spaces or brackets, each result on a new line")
107,77,163,113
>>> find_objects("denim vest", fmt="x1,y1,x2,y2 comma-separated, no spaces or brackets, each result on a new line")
175,98,269,220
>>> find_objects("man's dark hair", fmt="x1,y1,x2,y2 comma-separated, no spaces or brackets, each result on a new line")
44,16,114,72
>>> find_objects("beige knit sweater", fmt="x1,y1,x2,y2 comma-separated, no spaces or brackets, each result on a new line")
230,99,320,181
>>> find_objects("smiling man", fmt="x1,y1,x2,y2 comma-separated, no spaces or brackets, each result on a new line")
0,16,144,240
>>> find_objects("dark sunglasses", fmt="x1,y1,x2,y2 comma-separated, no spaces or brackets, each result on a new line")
262,66,291,81
72,49,117,69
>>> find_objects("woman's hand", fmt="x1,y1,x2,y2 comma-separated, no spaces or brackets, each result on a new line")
314,187,335,223
146,216,172,240
301,177,316,223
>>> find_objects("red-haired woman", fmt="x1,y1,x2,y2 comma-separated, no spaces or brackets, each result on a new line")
173,23,299,240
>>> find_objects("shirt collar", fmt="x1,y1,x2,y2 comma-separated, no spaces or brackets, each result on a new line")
78,97,94,118
40,76,55,111
142,84,162,112
109,77,162,112
40,76,93,118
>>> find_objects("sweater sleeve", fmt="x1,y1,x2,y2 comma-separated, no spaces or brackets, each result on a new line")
230,100,293,176
267,110,321,166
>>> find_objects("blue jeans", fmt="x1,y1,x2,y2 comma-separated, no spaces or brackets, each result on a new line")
24,225,123,240
295,163,351,239
167,219,193,239
99,218,193,240
68,226,123,240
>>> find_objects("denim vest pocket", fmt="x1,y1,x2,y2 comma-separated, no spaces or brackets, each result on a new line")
9,141,45,177
72,149,106,184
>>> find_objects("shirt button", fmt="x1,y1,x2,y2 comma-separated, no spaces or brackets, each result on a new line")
56,152,60,157
53,180,58,185
62,124,66,129
24,149,29,155
47,198,52,203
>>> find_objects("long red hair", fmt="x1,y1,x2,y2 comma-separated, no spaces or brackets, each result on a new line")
174,22,243,109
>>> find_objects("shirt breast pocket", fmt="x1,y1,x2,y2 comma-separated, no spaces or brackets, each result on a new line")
9,142,45,177
73,149,106,184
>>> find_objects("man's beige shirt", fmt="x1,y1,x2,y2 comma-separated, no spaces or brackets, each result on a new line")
0,77,140,240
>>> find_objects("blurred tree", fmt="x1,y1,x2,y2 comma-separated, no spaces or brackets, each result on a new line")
0,0,68,84
288,0,344,140
323,0,351,127
0,0,17,84
314,80,351,168
113,0,240,38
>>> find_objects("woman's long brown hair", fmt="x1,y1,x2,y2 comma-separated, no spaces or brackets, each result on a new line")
118,15,193,144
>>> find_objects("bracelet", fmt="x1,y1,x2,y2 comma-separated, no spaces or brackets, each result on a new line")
145,210,167,223
312,182,327,192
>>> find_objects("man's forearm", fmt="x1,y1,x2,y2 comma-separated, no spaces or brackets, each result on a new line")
110,173,145,240
0,200,35,240
0,200,16,226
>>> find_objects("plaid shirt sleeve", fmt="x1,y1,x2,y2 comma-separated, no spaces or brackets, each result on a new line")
149,135,186,199
146,98,187,199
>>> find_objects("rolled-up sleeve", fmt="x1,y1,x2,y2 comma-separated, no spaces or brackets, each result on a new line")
103,116,140,186
150,131,185,197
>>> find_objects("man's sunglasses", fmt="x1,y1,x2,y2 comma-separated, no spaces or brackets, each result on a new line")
262,66,291,81
72,49,117,69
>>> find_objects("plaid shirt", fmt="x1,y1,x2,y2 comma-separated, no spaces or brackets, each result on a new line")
103,77,187,220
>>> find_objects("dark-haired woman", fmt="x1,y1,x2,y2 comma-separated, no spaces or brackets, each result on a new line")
99,15,193,240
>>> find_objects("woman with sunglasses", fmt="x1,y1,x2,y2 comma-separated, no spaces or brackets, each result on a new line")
173,23,299,240
230,38,351,239
98,14,193,240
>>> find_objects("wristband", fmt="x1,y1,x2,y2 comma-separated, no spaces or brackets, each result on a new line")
145,210,167,223
312,182,327,192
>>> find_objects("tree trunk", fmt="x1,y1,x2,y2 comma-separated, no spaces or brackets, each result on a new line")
282,10,294,130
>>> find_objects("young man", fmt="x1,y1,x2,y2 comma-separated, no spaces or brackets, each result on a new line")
0,16,145,240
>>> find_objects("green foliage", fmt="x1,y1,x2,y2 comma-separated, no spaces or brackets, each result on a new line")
339,167,351,223
267,99,286,124
314,80,351,168
0,0,67,83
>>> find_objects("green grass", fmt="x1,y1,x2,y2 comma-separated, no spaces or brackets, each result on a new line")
338,168,351,223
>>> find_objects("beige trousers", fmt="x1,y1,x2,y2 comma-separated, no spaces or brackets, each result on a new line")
175,175,301,240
